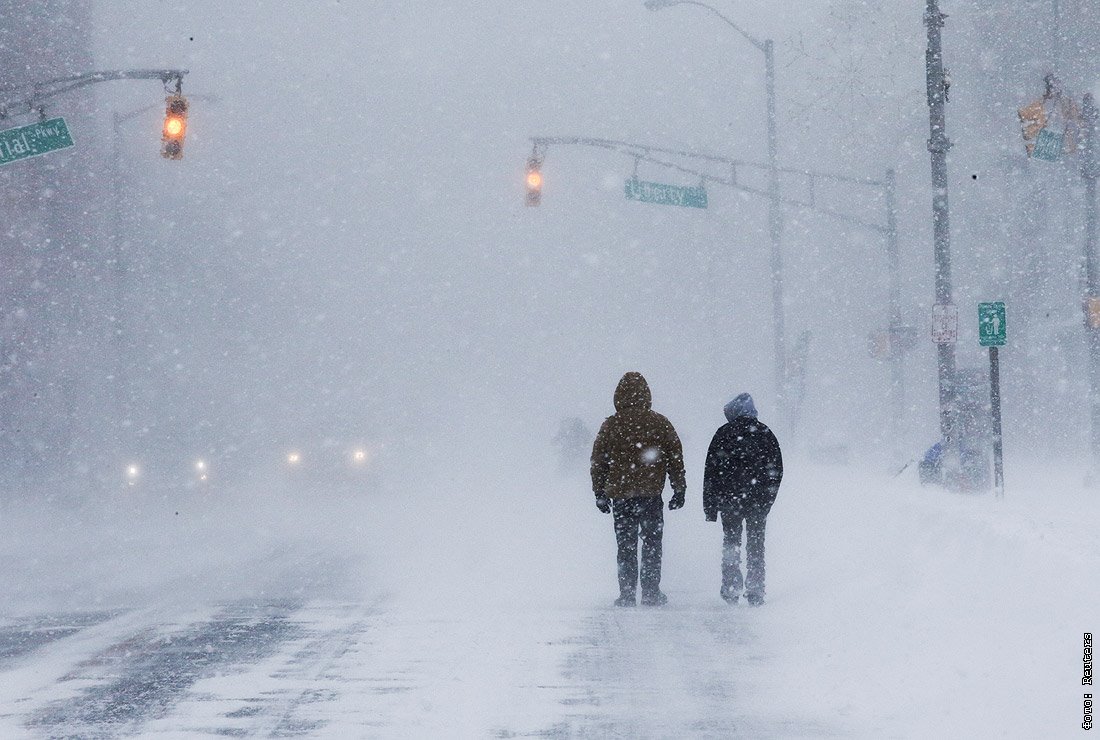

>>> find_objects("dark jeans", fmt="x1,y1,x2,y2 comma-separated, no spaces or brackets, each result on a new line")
612,496,664,598
721,509,768,598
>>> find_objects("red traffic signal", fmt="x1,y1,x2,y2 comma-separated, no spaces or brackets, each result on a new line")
525,157,542,206
161,95,189,160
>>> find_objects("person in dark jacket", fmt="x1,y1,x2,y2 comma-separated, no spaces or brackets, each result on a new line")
703,393,783,606
591,372,687,607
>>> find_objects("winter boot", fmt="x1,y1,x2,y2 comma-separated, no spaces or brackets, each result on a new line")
720,586,739,605
745,592,765,607
640,590,668,607
614,593,636,607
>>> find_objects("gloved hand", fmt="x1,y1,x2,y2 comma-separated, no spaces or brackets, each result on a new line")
595,494,611,514
705,510,718,523
668,491,685,510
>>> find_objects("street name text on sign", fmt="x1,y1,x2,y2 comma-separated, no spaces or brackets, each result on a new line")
625,177,708,209
978,302,1007,346
0,118,75,167
932,304,958,344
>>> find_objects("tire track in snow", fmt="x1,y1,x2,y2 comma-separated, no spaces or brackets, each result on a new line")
27,600,303,738
0,612,122,670
168,600,382,738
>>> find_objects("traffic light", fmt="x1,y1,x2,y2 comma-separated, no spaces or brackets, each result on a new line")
525,157,542,206
161,95,189,160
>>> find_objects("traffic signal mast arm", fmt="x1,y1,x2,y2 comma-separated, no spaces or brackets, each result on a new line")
0,69,188,120
529,135,890,234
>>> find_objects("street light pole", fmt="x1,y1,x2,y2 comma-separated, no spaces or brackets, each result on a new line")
885,168,905,459
1052,0,1062,76
646,0,786,425
763,38,787,422
924,0,959,481
109,111,129,457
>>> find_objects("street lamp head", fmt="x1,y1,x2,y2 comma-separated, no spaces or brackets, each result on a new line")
644,0,676,10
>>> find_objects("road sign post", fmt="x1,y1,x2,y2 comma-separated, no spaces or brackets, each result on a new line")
0,117,74,166
979,301,1006,498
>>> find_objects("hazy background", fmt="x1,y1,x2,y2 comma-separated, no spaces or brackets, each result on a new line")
2,0,1099,500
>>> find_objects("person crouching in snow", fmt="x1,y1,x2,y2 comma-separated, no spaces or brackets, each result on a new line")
703,393,783,606
591,372,687,607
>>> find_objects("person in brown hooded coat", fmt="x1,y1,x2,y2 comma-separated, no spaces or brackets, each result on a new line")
590,372,687,606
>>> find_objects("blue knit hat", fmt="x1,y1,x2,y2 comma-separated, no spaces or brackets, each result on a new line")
724,393,757,422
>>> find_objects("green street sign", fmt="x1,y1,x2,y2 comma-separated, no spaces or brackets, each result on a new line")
1032,128,1063,162
0,117,75,167
978,301,1006,347
625,177,707,209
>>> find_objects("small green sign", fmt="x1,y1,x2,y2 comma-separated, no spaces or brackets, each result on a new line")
625,177,707,209
0,117,75,167
978,301,1006,347
1032,128,1063,162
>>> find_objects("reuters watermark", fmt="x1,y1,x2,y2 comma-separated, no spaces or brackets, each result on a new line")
1084,632,1094,731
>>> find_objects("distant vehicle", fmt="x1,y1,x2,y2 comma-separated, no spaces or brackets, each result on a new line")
277,438,382,491
114,438,382,495
115,454,218,493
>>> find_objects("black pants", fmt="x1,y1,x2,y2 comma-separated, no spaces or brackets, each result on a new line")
721,509,767,598
611,496,664,598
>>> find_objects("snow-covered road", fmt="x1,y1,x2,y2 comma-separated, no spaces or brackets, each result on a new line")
0,600,843,737
0,461,1096,737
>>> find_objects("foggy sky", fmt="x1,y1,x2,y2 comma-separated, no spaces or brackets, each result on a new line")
14,0,1090,484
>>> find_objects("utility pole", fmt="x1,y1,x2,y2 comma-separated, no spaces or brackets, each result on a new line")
925,0,959,483
1081,94,1100,472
